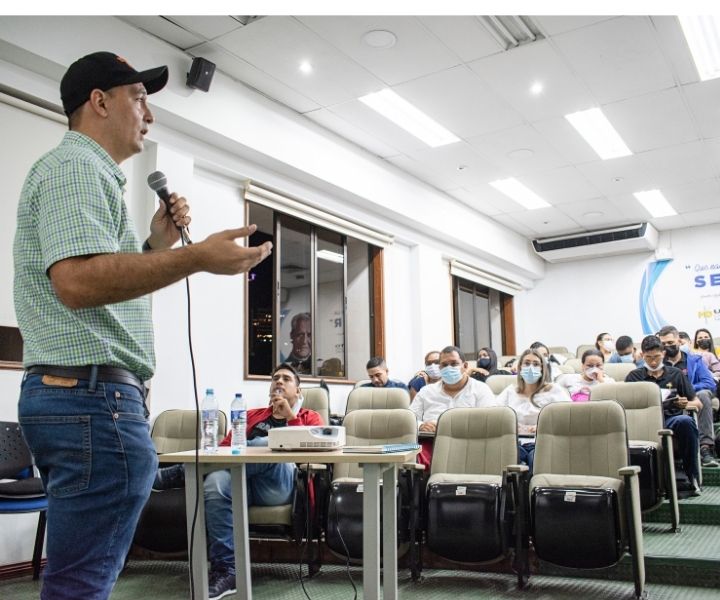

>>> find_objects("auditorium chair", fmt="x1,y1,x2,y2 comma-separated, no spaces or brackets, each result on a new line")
324,408,422,577
422,407,529,586
564,358,583,373
344,386,410,413
485,374,517,396
603,362,637,381
575,344,595,358
590,382,680,531
528,401,646,600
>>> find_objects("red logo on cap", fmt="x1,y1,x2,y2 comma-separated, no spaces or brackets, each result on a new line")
115,55,134,69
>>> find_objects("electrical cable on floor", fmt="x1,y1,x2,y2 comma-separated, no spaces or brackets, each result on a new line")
334,497,357,600
297,461,313,600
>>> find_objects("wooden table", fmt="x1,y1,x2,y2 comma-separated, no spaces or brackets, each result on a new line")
159,446,419,600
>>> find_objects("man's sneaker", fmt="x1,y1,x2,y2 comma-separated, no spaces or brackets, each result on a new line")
701,446,719,468
691,478,702,497
208,570,236,600
151,464,185,491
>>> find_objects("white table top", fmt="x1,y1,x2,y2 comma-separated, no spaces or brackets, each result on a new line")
158,446,419,465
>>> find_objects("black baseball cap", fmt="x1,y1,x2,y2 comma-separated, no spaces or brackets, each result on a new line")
60,51,168,116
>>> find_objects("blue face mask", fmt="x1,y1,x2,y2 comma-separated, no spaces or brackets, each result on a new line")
520,366,542,384
619,354,634,364
477,358,492,369
440,365,463,385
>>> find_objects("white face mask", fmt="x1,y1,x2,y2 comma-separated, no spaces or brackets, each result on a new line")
584,367,601,379
425,363,441,379
602,340,614,352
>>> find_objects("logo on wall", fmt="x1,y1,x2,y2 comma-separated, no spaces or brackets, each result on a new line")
639,259,672,335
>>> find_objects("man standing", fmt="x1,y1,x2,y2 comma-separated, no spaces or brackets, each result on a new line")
362,356,409,390
14,51,272,600
657,325,718,467
410,345,496,465
626,335,702,495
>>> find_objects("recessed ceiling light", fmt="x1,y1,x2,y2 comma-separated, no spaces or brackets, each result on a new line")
678,16,720,81
299,61,313,74
633,190,677,218
612,176,624,183
583,211,604,218
359,88,460,147
362,29,397,49
530,81,543,95
489,178,550,210
506,148,534,160
565,107,632,160
457,165,468,171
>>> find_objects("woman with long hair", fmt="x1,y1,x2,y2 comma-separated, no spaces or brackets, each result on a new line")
557,349,615,402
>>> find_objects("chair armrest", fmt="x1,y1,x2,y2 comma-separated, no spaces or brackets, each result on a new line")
298,463,328,471
403,462,425,471
507,464,529,474
657,428,673,437
619,465,641,477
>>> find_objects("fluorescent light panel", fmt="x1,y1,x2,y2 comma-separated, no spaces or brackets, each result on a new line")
633,190,677,218
678,16,720,81
489,178,550,209
564,107,632,160
359,89,460,148
317,249,344,264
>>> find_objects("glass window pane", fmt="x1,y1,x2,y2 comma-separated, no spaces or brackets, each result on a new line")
347,238,371,380
247,203,274,375
316,229,345,378
474,291,491,351
457,285,475,357
278,216,312,374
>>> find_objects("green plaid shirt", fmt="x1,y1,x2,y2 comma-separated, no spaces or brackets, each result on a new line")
13,131,155,380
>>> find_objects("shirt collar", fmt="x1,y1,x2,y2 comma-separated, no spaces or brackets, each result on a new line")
62,131,127,188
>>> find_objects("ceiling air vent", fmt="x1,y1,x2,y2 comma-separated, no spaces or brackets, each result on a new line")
532,223,658,263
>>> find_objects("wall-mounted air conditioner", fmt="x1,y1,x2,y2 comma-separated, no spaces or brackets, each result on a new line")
532,223,658,263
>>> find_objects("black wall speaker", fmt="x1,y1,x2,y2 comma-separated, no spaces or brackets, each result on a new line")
186,57,216,92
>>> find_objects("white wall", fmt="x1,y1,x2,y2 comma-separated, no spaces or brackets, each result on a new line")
515,224,720,355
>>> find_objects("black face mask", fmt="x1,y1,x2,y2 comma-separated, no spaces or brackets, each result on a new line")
698,339,712,351
664,344,679,358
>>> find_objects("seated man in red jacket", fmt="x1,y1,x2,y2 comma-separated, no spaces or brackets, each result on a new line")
153,364,323,600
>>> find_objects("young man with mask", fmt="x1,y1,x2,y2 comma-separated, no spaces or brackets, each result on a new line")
409,345,496,465
657,325,718,468
407,350,441,400
626,335,702,494
608,335,644,367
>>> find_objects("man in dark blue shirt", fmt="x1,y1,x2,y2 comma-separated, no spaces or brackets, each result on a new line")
362,356,408,390
625,335,701,495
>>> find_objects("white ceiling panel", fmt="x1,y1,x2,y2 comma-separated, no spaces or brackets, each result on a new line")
211,16,384,107
662,179,720,213
606,193,657,223
445,187,505,217
417,16,502,63
701,138,720,178
603,88,698,153
117,16,205,50
393,65,524,139
553,197,632,230
552,16,676,105
166,16,245,40
535,16,617,36
681,207,720,228
187,42,320,113
521,165,603,205
296,16,461,85
492,213,543,237
575,155,654,196
467,124,570,176
384,154,462,192
469,39,596,123
649,16,700,86
531,117,603,165
303,108,400,158
635,141,716,189
650,214,688,231
683,78,720,140
501,206,584,236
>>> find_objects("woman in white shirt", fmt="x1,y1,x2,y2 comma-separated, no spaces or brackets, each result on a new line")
496,348,570,473
557,349,615,402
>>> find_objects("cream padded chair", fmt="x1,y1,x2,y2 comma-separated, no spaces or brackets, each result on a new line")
486,374,517,396
590,382,680,531
345,386,410,413
325,409,420,568
603,362,637,382
151,409,227,453
499,355,517,369
353,379,371,389
564,358,582,373
530,401,645,600
576,344,595,359
425,407,528,585
558,363,575,375
548,345,569,355
303,387,330,426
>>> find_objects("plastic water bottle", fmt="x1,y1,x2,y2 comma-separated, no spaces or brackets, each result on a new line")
201,388,218,453
230,393,247,454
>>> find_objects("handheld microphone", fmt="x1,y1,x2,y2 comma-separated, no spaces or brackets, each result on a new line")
146,171,192,245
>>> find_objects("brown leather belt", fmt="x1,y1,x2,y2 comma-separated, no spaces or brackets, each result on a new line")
27,365,145,394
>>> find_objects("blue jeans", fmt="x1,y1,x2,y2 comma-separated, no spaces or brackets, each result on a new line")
204,463,295,574
18,374,157,600
518,442,536,475
665,414,700,481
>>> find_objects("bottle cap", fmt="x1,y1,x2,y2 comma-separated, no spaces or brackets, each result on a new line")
206,388,214,395
235,393,242,398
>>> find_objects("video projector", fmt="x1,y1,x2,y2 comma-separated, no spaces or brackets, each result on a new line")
268,426,346,451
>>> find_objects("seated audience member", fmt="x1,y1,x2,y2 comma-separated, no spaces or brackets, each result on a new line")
694,329,720,381
626,335,703,493
658,325,718,467
362,356,408,390
496,348,570,473
407,350,441,400
409,345,495,465
679,331,693,353
529,341,562,381
468,347,511,382
608,335,644,366
558,349,615,402
595,332,615,362
154,364,323,599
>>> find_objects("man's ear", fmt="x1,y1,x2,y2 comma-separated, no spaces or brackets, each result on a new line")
87,88,110,117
